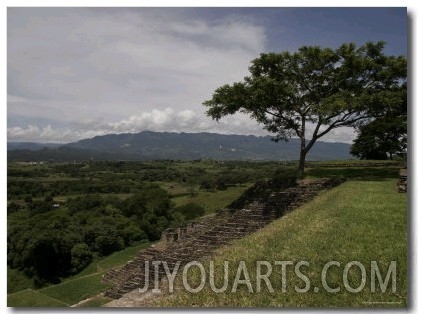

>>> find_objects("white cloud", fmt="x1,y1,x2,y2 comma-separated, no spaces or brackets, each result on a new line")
6,108,197,142
7,8,357,144
8,8,265,119
7,106,357,144
317,126,357,144
176,110,197,127
8,125,41,138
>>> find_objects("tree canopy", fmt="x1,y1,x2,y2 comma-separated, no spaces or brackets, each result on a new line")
350,80,407,160
203,42,407,175
350,105,407,160
7,184,181,283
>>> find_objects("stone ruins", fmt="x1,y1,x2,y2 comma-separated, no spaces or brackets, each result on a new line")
102,177,346,299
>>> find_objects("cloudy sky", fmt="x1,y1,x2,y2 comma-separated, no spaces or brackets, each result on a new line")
7,7,407,143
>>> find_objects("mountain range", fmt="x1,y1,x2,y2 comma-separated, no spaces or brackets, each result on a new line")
7,131,353,162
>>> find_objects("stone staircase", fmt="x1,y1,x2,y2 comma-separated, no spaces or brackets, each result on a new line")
102,177,345,299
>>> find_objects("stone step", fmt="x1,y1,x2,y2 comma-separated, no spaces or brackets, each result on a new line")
102,178,346,299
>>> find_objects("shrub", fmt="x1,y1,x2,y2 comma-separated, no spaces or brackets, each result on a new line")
122,225,148,245
71,243,93,273
94,234,124,256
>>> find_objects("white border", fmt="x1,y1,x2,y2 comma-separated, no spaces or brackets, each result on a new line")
2,2,419,314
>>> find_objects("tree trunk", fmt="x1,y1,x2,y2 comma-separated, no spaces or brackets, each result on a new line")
298,150,306,178
298,137,306,178
297,116,307,178
298,132,319,178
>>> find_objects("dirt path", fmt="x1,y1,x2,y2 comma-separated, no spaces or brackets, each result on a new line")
71,293,104,307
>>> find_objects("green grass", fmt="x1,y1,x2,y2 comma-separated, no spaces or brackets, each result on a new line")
97,241,150,271
40,273,111,306
172,185,252,214
156,181,253,215
7,289,67,307
155,179,407,307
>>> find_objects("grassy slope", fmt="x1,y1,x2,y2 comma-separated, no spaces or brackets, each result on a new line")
40,273,111,306
155,179,407,307
7,289,68,307
171,185,252,214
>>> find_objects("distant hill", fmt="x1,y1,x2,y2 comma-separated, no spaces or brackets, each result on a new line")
7,142,62,151
7,131,353,162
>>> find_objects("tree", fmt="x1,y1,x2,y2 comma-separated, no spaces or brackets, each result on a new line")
71,243,93,273
203,42,407,176
350,89,407,160
122,224,148,245
23,234,73,280
95,233,124,256
351,116,407,160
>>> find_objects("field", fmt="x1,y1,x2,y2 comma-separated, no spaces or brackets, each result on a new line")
7,159,407,307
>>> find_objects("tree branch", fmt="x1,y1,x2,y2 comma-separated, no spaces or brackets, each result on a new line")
262,108,302,138
316,114,372,139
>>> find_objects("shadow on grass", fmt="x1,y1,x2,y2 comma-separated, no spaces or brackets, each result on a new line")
305,166,400,181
